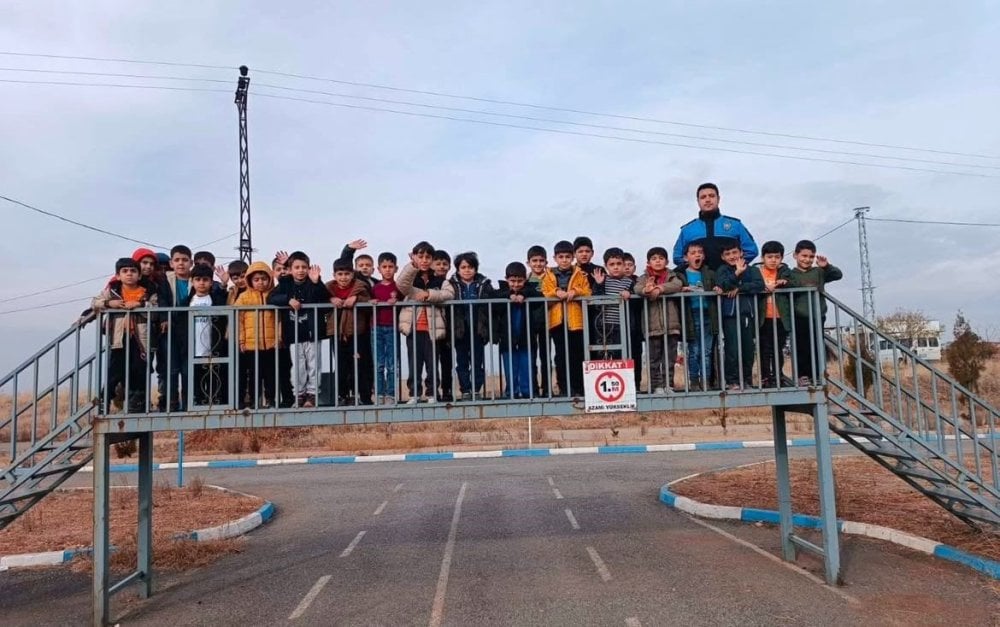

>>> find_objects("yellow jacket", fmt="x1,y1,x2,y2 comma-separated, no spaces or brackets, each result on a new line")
234,262,280,351
540,266,591,331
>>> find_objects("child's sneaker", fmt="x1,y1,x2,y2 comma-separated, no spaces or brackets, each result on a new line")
405,396,419,405
302,394,316,408
726,383,742,391
797,376,811,387
653,386,666,395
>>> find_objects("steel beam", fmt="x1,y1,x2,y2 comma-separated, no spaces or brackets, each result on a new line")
92,432,110,626
772,406,796,562
138,432,154,598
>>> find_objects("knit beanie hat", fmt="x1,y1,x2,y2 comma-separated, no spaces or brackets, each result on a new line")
132,247,157,263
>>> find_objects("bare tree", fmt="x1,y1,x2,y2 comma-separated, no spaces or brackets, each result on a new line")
876,308,933,345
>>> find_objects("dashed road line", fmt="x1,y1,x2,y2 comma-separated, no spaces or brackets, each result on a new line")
565,508,580,530
625,618,642,627
339,531,367,558
552,488,564,500
288,575,331,620
547,476,556,486
586,546,612,582
393,482,404,492
373,500,389,516
684,515,860,605
429,482,468,627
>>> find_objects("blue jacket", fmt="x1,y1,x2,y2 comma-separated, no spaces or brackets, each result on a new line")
673,209,758,271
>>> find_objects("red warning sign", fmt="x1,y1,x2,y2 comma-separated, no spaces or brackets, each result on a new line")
584,359,636,413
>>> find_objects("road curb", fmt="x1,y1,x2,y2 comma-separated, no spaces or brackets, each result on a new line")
0,487,274,572
79,436,850,473
659,471,1000,581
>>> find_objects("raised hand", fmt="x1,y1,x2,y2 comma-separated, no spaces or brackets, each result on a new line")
592,267,605,284
274,250,289,266
215,265,229,284
308,265,322,283
347,238,368,251
734,257,747,275
816,255,829,268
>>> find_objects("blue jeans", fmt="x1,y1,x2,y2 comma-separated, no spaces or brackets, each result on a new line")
375,326,397,397
687,314,713,386
501,347,531,398
455,339,485,394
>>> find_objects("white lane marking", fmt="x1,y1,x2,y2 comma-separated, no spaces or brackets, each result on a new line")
683,515,860,605
339,531,367,558
288,575,331,620
565,508,580,530
373,500,389,516
552,488,564,500
393,482,404,492
429,482,468,627
625,618,642,627
547,476,556,486
586,546,613,582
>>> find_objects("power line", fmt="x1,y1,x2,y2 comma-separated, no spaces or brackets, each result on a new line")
0,77,229,94
0,296,91,316
2,68,993,170
2,50,997,161
3,72,996,177
812,218,855,242
868,217,1000,227
251,82,999,171
250,92,999,178
1,193,167,248
0,274,108,304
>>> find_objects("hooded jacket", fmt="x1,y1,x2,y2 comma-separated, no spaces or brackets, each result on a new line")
235,261,280,351
395,262,455,339
324,277,372,340
540,266,591,331
715,262,765,318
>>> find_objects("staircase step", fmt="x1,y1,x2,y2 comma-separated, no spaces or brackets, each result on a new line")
0,485,53,505
894,466,948,484
863,445,918,461
8,463,86,481
832,425,883,440
921,486,986,507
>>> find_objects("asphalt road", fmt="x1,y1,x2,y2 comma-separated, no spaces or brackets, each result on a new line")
2,449,997,626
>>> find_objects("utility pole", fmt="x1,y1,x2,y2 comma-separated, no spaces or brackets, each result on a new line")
855,206,876,321
235,65,253,264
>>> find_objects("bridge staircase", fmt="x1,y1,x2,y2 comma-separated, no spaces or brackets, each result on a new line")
823,295,999,530
0,321,98,530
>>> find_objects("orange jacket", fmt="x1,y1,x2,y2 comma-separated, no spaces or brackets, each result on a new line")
540,266,591,331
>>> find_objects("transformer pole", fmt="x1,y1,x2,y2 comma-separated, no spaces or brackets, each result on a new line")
235,65,253,264
855,206,876,321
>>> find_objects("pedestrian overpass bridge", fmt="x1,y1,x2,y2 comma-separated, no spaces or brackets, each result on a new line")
1,289,997,625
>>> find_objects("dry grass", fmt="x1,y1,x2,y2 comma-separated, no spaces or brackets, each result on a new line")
0,485,263,573
671,456,1000,563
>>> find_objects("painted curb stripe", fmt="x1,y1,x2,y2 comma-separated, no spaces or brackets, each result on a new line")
659,485,1000,581
1,500,274,572
78,437,850,474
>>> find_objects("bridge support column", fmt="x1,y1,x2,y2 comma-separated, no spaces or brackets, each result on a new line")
138,432,154,598
813,402,841,585
771,406,796,562
92,432,110,626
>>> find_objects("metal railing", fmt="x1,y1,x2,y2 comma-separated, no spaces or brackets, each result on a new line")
82,287,832,416
825,296,999,488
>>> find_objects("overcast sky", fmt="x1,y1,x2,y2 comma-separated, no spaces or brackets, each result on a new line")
1,2,999,372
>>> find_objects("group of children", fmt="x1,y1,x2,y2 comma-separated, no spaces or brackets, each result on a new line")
91,234,841,412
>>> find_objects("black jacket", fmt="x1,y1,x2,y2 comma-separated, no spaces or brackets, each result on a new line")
448,274,497,344
268,275,331,343
180,289,229,356
492,281,543,351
